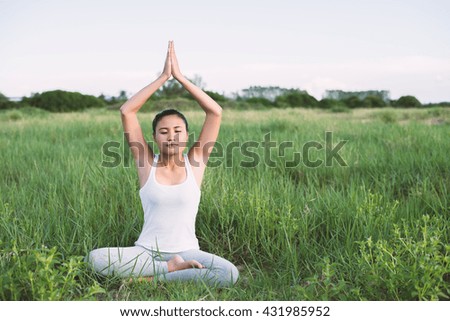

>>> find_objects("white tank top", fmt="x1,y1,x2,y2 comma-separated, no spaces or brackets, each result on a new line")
135,153,201,252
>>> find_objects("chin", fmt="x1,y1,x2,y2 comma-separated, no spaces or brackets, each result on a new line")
161,147,184,156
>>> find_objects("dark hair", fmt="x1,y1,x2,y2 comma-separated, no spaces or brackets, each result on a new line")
152,109,189,134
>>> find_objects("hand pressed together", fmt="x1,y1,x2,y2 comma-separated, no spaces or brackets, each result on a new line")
161,40,184,81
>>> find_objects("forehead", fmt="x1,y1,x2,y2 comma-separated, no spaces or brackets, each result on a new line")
156,114,186,129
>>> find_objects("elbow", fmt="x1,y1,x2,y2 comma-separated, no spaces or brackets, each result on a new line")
205,106,222,118
215,106,223,118
119,104,126,114
119,103,131,116
213,104,223,118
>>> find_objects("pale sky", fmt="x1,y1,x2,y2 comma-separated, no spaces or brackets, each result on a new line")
1,0,450,103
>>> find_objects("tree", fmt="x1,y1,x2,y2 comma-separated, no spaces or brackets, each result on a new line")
393,96,422,108
343,96,362,108
153,78,190,100
240,86,289,102
204,90,227,102
275,89,318,108
27,90,105,112
325,90,390,103
118,90,128,101
0,92,16,110
362,95,387,108
319,98,345,109
245,97,273,107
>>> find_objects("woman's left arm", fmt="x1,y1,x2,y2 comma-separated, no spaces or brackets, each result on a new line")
170,42,222,164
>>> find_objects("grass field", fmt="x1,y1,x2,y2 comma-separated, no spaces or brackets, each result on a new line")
1,106,449,300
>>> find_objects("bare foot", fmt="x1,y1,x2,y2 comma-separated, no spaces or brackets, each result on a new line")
167,254,205,272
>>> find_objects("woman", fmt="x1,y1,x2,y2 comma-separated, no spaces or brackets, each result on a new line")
87,41,238,287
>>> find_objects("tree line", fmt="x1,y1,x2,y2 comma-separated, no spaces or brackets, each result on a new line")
1,79,449,112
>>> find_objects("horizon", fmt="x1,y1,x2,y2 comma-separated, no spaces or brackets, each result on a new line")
1,0,450,104
4,86,448,105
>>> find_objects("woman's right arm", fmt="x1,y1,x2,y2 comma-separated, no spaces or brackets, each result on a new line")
120,41,172,187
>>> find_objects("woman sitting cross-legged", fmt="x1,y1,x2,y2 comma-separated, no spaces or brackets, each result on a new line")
86,41,239,287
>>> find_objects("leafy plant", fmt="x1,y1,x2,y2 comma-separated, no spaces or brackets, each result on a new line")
295,257,362,300
0,242,105,300
356,215,450,300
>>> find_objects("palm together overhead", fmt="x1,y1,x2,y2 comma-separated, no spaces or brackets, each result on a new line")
162,41,184,81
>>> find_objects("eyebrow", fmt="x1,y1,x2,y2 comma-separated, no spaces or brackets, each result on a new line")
158,126,182,130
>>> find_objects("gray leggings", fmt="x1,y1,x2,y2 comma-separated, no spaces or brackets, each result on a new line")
86,246,239,287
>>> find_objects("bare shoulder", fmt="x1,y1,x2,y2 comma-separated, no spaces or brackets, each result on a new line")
187,149,207,188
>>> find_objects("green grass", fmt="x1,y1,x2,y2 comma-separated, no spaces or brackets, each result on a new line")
1,106,449,300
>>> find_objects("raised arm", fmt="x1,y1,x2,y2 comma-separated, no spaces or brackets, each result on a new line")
170,42,222,168
120,41,172,187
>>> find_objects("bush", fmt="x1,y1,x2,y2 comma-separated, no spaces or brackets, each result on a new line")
244,97,274,108
362,95,387,108
393,96,422,108
2,110,22,121
319,98,345,109
0,93,17,110
27,90,106,112
275,90,318,108
342,96,362,108
205,90,228,103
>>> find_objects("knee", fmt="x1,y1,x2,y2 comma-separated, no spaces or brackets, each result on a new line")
85,248,109,276
217,263,239,287
85,248,99,264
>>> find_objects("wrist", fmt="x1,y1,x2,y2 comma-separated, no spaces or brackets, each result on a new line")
159,73,171,82
175,74,187,84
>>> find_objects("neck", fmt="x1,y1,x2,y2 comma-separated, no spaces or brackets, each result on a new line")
158,152,184,168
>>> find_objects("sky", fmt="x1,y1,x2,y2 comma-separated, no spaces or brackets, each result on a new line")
1,0,450,103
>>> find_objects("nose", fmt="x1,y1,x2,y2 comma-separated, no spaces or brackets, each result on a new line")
167,131,177,142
